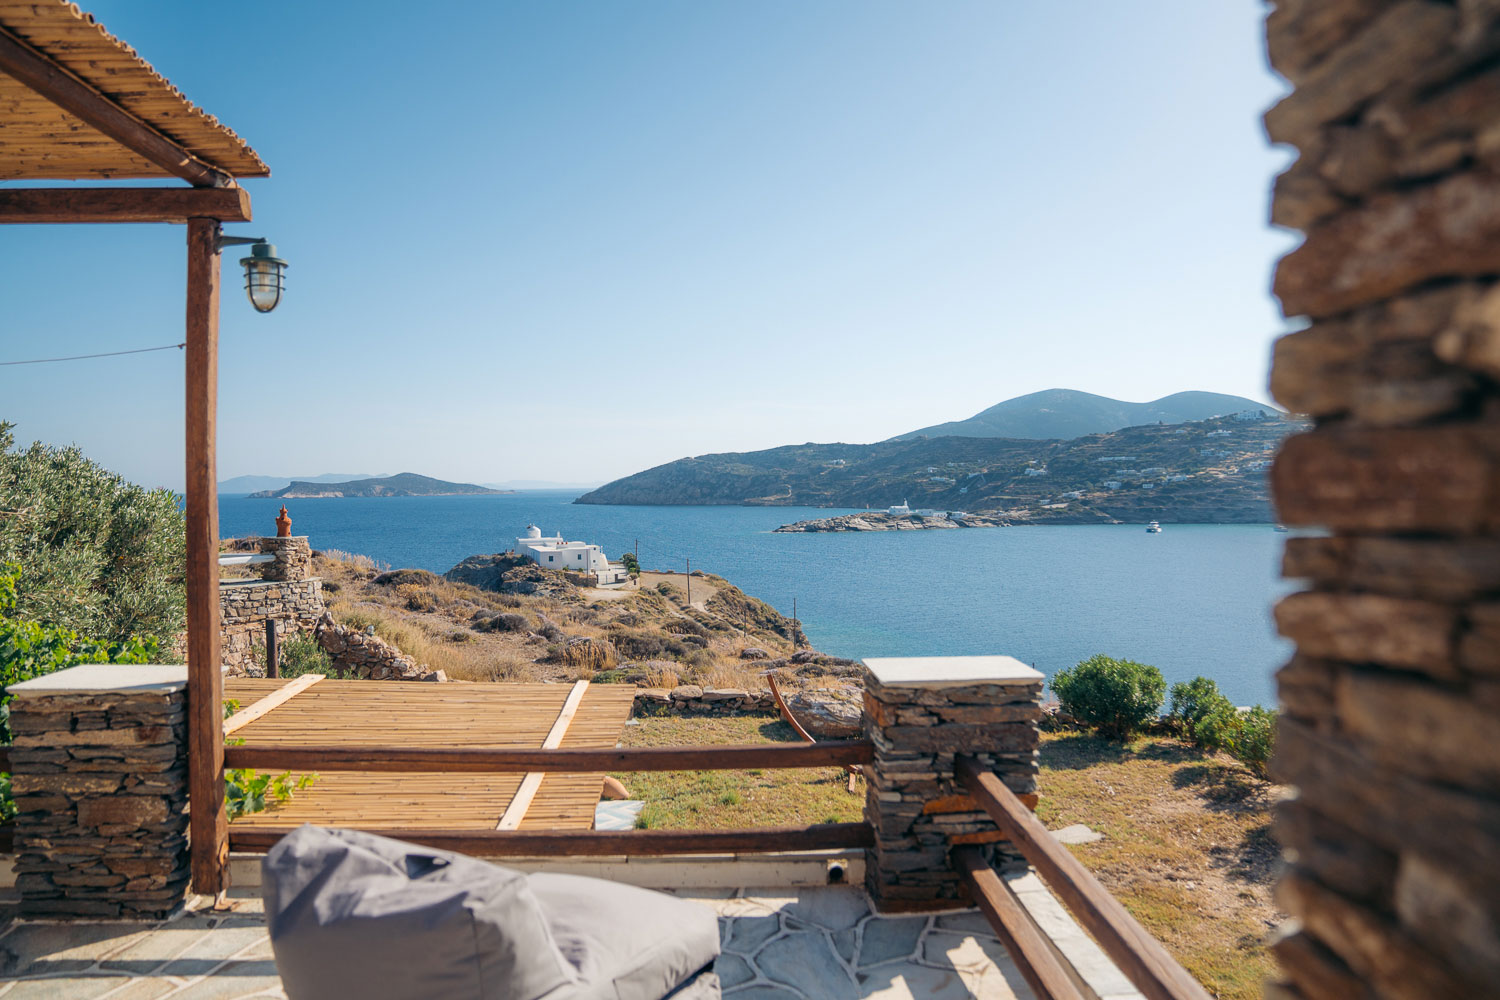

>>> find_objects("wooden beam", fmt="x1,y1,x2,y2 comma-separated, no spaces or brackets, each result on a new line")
186,217,227,896
222,740,877,774
227,822,876,857
953,846,1087,1000
0,27,231,187
223,674,324,736
0,187,251,224
497,680,589,830
955,757,1212,1000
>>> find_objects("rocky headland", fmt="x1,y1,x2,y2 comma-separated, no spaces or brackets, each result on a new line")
576,412,1304,524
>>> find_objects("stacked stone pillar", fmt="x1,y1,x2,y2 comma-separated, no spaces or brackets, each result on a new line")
861,655,1042,912
1264,3,1500,996
8,664,191,919
257,535,311,582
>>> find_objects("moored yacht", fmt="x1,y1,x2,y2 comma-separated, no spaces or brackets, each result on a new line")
1146,520,1162,533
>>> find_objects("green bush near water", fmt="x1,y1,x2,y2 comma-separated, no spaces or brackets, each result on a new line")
1169,676,1236,740
1051,654,1166,739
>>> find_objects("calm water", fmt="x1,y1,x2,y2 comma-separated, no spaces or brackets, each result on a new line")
221,491,1291,705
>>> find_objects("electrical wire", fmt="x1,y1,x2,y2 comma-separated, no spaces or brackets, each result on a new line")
0,342,185,367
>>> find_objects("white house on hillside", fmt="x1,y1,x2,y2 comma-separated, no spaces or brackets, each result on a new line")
514,526,628,585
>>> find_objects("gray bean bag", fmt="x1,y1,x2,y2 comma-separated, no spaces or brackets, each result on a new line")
263,826,720,1000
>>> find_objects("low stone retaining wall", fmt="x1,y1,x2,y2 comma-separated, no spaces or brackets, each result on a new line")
7,665,191,920
631,684,863,737
221,578,324,675
313,613,445,682
220,535,326,676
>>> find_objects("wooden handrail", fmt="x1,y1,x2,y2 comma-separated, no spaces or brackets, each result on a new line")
223,740,875,773
228,822,874,856
953,845,1085,1000
955,756,1212,1000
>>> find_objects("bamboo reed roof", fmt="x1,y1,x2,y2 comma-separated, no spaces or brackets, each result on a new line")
222,679,639,832
0,1,267,180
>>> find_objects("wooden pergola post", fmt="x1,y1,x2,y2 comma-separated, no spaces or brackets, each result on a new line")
185,217,228,895
1,2,272,902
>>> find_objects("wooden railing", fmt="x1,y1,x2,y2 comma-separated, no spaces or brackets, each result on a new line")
222,739,877,858
954,755,1211,1000
221,740,874,773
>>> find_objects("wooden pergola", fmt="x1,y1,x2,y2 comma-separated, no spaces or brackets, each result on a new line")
0,0,271,894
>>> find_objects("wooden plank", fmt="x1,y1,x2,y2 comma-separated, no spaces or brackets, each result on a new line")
0,26,231,186
228,822,876,856
223,740,876,773
497,679,589,830
953,845,1087,1000
0,186,251,223
223,674,324,736
955,756,1212,1000
185,217,227,897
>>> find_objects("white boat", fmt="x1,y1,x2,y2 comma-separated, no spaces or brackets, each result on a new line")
1273,524,1289,532
1146,520,1162,533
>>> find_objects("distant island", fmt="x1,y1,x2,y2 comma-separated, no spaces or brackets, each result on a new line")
249,473,507,499
577,401,1305,524
220,472,387,494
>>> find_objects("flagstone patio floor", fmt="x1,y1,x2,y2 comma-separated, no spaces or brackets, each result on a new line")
0,884,1038,999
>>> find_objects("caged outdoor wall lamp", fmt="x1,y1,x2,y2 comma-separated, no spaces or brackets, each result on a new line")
217,234,288,313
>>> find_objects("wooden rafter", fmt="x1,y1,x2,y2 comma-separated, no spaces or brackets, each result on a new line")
0,186,252,224
0,25,230,187
223,675,325,736
497,680,590,830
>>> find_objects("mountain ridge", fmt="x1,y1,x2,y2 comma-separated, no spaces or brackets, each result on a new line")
575,412,1304,523
891,389,1275,441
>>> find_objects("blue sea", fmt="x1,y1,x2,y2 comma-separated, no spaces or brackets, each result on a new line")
220,491,1291,705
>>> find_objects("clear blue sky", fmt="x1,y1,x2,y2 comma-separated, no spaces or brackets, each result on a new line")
1,2,1294,490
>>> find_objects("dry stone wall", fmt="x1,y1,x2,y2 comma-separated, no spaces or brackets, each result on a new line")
313,613,445,682
1265,4,1500,997
219,536,325,676
7,667,190,920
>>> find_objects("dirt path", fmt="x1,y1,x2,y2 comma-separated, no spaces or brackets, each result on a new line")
637,571,720,610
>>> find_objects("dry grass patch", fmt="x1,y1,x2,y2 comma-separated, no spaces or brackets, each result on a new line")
1037,731,1282,1000
613,714,863,830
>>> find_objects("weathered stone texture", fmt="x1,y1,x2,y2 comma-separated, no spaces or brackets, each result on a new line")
1266,3,1500,994
862,669,1040,912
313,612,444,682
220,537,325,675
10,687,190,920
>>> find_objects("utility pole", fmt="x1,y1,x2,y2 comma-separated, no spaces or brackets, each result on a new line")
686,557,691,606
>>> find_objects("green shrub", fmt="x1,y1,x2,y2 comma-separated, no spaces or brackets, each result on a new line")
1197,702,1276,777
1051,654,1165,739
0,422,185,644
0,562,158,744
1237,707,1276,777
1169,676,1235,742
278,635,333,678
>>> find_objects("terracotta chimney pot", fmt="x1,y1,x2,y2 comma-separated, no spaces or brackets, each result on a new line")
275,505,292,538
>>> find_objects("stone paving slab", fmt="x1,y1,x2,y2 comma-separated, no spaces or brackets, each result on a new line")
0,886,1035,999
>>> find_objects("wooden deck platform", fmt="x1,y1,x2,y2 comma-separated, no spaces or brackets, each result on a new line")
222,679,637,832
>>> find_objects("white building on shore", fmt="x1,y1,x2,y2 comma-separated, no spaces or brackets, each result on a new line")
514,526,628,585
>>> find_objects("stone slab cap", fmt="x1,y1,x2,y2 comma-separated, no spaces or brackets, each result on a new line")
863,655,1043,689
7,663,187,696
